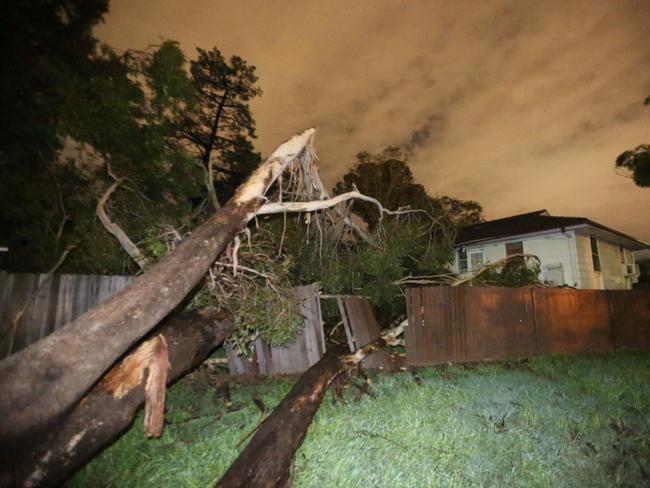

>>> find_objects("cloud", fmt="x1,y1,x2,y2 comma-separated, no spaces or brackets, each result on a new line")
97,0,650,240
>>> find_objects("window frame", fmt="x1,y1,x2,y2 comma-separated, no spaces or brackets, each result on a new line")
590,237,601,272
457,248,468,272
469,251,485,270
505,241,524,257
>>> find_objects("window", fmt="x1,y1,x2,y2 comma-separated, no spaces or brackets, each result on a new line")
505,241,524,256
543,263,565,286
505,241,524,264
458,248,468,272
590,237,601,272
470,252,484,270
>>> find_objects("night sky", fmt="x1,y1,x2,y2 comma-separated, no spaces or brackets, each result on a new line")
98,0,650,241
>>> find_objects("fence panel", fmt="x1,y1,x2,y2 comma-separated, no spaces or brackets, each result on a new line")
406,286,649,366
339,297,396,370
463,287,537,361
608,290,650,350
532,288,613,355
406,287,442,366
0,272,135,358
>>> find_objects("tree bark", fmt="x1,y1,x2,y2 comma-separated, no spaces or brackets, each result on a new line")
216,325,402,488
0,128,315,445
2,307,233,488
216,346,346,488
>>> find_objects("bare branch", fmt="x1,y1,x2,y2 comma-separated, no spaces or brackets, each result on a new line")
96,179,148,270
256,191,386,216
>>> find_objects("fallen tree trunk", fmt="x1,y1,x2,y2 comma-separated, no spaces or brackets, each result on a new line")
2,307,233,488
216,325,403,488
0,129,316,444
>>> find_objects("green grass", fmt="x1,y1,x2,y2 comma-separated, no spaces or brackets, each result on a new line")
67,350,650,487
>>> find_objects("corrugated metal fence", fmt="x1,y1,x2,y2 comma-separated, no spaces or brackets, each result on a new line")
405,287,650,366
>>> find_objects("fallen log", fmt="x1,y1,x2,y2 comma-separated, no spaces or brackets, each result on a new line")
2,307,233,488
216,325,403,488
0,129,316,444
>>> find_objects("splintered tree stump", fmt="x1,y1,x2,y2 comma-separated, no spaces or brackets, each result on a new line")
1,307,233,488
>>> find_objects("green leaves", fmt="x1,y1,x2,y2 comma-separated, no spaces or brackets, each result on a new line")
616,145,650,188
614,97,650,188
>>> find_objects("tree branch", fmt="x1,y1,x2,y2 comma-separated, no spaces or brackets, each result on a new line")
451,253,540,286
256,191,386,216
95,179,148,270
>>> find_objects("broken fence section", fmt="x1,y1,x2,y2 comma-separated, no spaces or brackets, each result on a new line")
405,286,650,366
226,284,326,375
336,296,398,371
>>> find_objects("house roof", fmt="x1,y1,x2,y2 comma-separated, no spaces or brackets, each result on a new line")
456,210,648,249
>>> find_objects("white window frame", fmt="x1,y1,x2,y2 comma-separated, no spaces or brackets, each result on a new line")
469,251,485,270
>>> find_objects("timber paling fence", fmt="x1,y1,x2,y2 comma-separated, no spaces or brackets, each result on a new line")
3,271,649,369
405,287,650,366
0,273,328,374
0,271,134,358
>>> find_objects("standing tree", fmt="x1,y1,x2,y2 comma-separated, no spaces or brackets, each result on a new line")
615,96,650,187
333,147,483,229
0,0,112,272
0,0,206,274
177,48,262,211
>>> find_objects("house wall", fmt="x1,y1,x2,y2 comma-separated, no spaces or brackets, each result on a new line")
574,231,635,290
455,229,638,289
574,234,598,289
455,230,579,287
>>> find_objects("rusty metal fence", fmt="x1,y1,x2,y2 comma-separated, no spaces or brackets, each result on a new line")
405,287,650,366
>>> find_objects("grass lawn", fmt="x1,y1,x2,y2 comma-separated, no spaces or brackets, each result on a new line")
67,350,650,487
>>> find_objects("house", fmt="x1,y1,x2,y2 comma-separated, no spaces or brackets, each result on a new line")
453,210,648,289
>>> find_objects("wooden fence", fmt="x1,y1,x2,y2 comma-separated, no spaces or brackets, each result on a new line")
0,272,134,358
226,285,326,375
405,287,650,366
0,273,327,375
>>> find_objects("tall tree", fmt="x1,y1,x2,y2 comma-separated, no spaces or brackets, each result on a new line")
615,96,650,187
0,0,109,165
0,0,109,271
177,48,262,210
0,28,205,273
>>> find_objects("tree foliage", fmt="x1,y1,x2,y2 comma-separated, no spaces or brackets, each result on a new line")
0,36,203,273
472,257,542,287
333,147,483,229
615,96,650,187
258,149,484,325
0,1,263,274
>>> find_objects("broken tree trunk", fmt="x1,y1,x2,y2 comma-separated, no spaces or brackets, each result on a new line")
2,307,233,488
216,325,403,488
0,129,316,445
